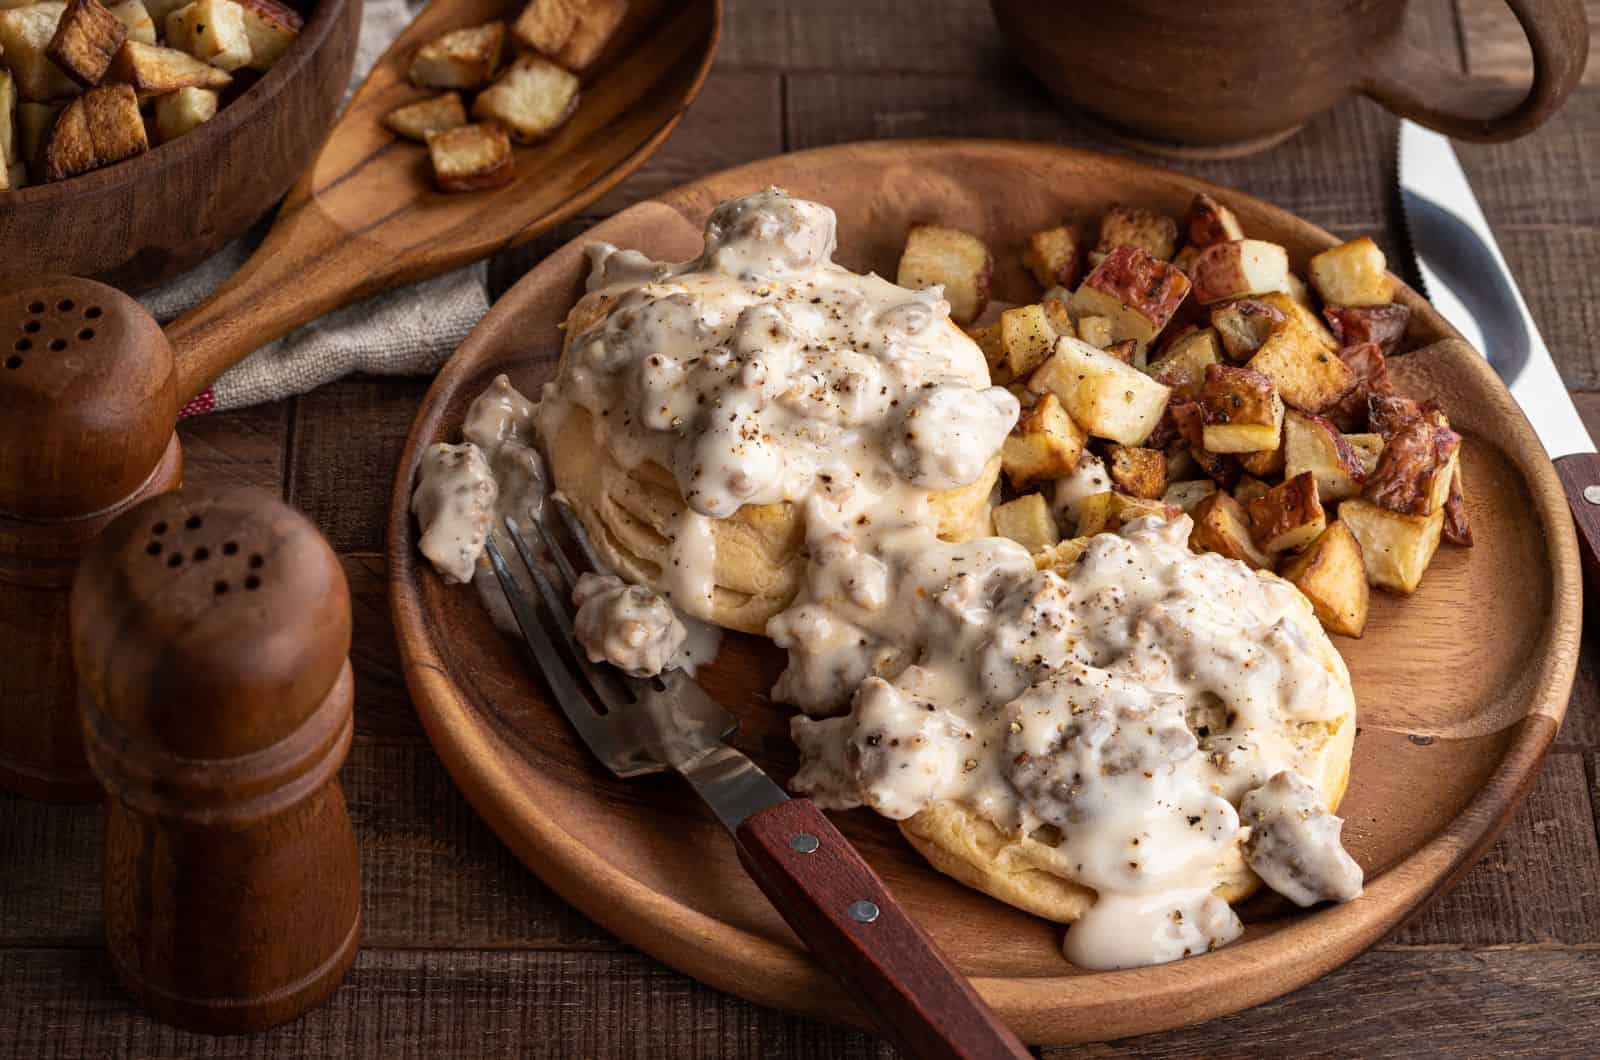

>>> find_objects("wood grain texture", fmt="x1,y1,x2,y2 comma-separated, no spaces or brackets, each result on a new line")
719,0,1004,74
176,400,294,498
1555,452,1600,587
1460,0,1600,83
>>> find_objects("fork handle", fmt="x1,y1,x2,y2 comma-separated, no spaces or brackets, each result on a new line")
734,799,1032,1059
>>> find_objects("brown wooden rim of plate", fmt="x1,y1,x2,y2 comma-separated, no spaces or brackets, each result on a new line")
386,139,1582,1044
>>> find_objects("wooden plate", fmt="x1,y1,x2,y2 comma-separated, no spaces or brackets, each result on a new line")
386,140,1582,1044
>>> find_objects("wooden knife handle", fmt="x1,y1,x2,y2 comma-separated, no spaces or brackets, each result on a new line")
1554,452,1600,590
734,799,1031,1060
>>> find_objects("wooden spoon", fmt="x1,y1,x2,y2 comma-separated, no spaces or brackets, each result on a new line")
167,0,720,405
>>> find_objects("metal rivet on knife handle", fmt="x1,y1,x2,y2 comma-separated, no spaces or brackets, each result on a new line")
1583,485,1600,506
848,900,880,923
790,833,819,854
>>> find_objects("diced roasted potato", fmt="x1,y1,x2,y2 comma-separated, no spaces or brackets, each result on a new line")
1209,298,1286,360
1323,342,1395,431
1188,239,1290,305
1238,439,1285,477
1367,392,1446,438
1040,295,1074,340
409,20,505,90
1339,498,1444,594
1308,236,1394,307
1443,465,1472,547
1075,314,1113,349
1165,444,1197,482
48,0,127,86
1233,475,1271,506
1363,420,1460,516
1162,477,1216,514
999,303,1059,378
1022,223,1083,289
1096,203,1178,261
993,492,1062,553
427,121,512,192
0,70,14,165
1247,471,1326,554
1103,339,1138,364
1001,391,1085,488
16,100,63,167
1077,490,1179,536
1034,536,1091,573
897,223,992,325
1345,432,1384,475
142,0,189,22
106,38,230,94
151,83,215,140
385,91,467,142
1199,363,1283,454
1183,192,1245,247
42,80,144,180
1106,444,1167,500
1324,302,1411,356
0,3,81,101
235,0,300,71
554,0,626,71
473,52,579,143
1284,409,1368,503
1028,335,1172,446
166,0,252,72
1172,244,1201,275
1149,326,1221,395
966,321,1005,377
1280,521,1369,636
513,0,578,54
1067,245,1192,361
1189,444,1241,490
1245,312,1355,415
1189,490,1270,568
107,0,155,44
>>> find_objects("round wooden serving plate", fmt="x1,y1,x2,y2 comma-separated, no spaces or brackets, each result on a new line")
387,140,1582,1044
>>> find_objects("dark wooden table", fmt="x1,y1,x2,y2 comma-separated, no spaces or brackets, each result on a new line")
5,2,1599,1056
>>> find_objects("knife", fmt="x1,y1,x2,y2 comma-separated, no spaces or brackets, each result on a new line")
1398,118,1600,582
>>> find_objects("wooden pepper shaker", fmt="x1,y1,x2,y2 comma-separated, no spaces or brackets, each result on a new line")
0,277,182,801
71,484,362,1034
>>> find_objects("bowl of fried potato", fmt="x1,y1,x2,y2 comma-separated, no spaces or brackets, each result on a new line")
0,0,360,291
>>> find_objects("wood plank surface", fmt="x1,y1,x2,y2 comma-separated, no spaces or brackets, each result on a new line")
1458,0,1600,84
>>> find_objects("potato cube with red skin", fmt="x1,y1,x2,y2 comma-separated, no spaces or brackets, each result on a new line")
897,224,992,326
1149,327,1222,396
1163,477,1216,514
1247,471,1326,554
1028,335,1172,446
409,20,505,91
1367,393,1446,438
1199,363,1283,453
1189,240,1291,305
1183,192,1245,247
1000,303,1060,378
1210,299,1286,360
428,122,513,192
1309,237,1394,306
1106,444,1167,500
1284,409,1368,503
1077,491,1180,536
1363,420,1460,516
1190,445,1242,491
1322,342,1395,431
1066,245,1192,361
993,493,1061,553
1190,490,1270,569
48,0,127,86
1096,203,1178,261
1324,302,1411,356
1280,521,1370,636
1339,499,1444,593
1443,466,1472,547
554,0,627,71
1022,223,1084,289
1001,391,1086,488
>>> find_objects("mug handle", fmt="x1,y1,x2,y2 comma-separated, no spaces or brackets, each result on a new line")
1361,0,1589,141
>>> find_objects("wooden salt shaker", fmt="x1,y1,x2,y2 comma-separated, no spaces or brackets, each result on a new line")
0,278,182,801
72,485,361,1034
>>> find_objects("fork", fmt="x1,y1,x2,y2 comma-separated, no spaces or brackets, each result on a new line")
484,502,1032,1060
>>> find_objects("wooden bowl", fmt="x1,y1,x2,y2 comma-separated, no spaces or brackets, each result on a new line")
0,0,362,292
386,141,1582,1044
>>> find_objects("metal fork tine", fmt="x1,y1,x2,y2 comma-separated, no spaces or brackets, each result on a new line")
505,517,579,642
552,496,606,573
532,513,584,593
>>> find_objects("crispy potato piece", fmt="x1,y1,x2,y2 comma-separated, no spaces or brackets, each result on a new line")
385,91,467,142
235,0,300,71
1103,339,1138,364
473,53,579,143
897,223,992,325
108,0,155,44
1075,314,1113,349
1238,439,1285,477
106,38,230,94
1363,420,1460,516
1309,236,1394,306
1280,521,1369,636
1189,445,1242,491
1028,335,1172,446
513,0,578,55
1322,342,1394,431
1096,203,1178,261
141,0,189,22
555,0,626,71
0,3,81,101
993,492,1062,553
1245,309,1355,415
42,79,144,179
1149,326,1222,395
1210,298,1286,361
1172,244,1201,276
1345,432,1383,475
0,70,15,165
1106,444,1167,499
1189,490,1270,568
999,303,1059,378
166,0,252,72
1189,239,1290,305
151,83,216,140
966,321,1005,377
1034,536,1091,572
49,0,127,86
1199,363,1283,453
1339,498,1444,594
1040,295,1074,339
1001,391,1085,488
1067,245,1192,362
1279,270,1315,311
1324,302,1411,356
1443,465,1472,546
1183,192,1244,247
1165,444,1197,482
409,20,505,90
1162,477,1216,514
1284,409,1368,503
1077,490,1179,536
1247,470,1326,554
1233,475,1271,505
1022,223,1083,289
428,122,512,192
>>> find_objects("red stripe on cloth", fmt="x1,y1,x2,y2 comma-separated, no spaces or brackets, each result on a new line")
178,387,216,419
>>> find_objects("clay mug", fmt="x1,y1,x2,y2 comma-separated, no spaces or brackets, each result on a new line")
989,0,1590,155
